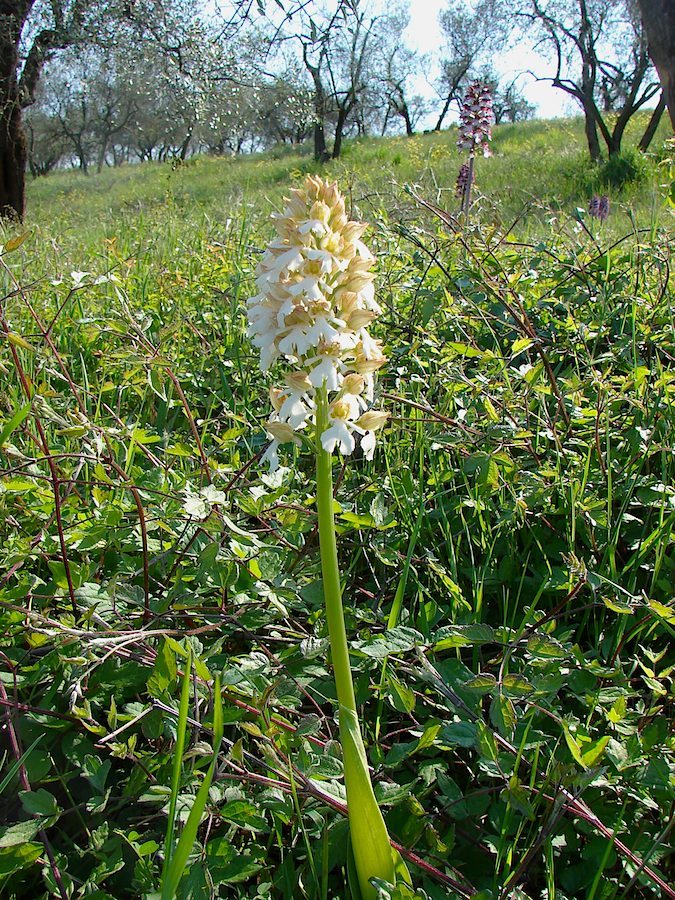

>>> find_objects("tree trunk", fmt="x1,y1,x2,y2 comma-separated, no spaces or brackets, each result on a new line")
606,121,624,156
401,103,414,137
313,123,329,162
97,141,108,174
583,98,602,162
636,0,675,130
0,9,28,219
638,92,666,150
303,47,330,163
332,107,348,159
0,100,27,219
434,94,453,132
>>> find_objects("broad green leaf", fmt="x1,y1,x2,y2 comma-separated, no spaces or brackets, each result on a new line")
354,626,424,659
433,623,494,651
607,695,627,723
490,696,516,739
464,673,497,694
648,599,675,624
147,367,167,400
476,721,498,762
0,820,42,848
447,342,484,358
339,511,397,530
439,722,477,748
527,634,568,659
339,704,404,897
147,638,177,698
20,789,59,817
205,838,263,884
0,842,43,876
603,596,634,615
413,723,440,753
386,672,416,713
503,776,535,820
219,800,266,832
7,332,36,351
502,674,532,697
581,735,611,767
511,337,534,355
563,724,585,767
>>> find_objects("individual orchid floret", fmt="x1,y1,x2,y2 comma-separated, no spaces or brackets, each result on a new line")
457,81,494,158
356,410,390,461
261,419,302,472
247,175,388,469
321,398,357,455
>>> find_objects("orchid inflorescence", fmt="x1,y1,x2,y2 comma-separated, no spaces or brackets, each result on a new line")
247,176,404,896
455,161,475,198
588,194,610,222
457,80,494,158
247,175,389,470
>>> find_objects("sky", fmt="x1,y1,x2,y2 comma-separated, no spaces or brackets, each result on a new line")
402,0,574,126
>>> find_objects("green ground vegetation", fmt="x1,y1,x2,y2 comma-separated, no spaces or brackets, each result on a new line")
0,115,673,898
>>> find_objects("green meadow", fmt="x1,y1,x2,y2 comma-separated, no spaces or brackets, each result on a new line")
0,116,673,898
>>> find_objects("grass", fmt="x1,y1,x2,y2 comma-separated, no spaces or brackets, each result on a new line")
0,115,673,898
26,114,672,248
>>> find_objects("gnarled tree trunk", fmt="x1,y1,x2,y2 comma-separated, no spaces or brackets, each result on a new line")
0,4,30,219
0,90,27,221
303,44,330,163
636,0,675,130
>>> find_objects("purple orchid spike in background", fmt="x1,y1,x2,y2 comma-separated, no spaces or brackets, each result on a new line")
457,81,494,219
455,162,475,199
589,194,610,221
457,81,494,159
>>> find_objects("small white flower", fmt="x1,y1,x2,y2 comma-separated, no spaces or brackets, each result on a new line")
361,430,377,460
321,421,356,455
308,355,342,392
278,394,310,429
201,484,227,505
262,420,302,473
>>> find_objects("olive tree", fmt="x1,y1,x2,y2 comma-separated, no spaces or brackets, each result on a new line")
0,0,219,218
521,0,663,160
433,0,508,132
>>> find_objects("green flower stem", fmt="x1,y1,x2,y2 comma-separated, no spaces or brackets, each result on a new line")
315,387,396,898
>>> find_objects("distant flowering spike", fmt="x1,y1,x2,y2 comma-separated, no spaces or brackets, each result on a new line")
247,175,387,469
457,81,494,158
455,162,474,198
588,194,610,222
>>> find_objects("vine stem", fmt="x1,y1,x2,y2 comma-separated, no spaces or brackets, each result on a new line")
0,658,69,900
315,388,399,899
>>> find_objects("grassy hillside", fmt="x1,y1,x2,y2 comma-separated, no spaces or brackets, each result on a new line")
24,114,673,249
0,116,673,899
